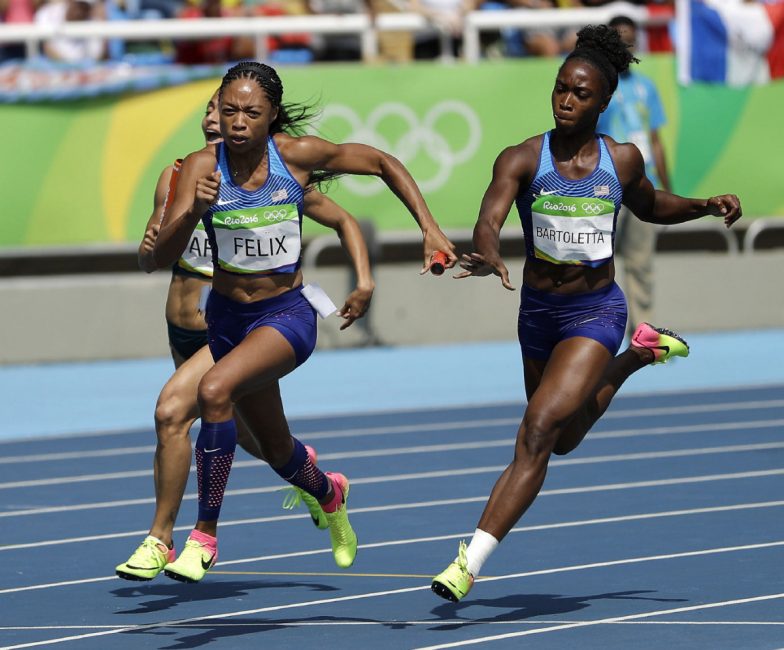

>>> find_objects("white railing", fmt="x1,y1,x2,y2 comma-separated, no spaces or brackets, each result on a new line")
0,2,671,63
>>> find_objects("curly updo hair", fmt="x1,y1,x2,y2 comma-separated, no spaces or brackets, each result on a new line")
563,24,639,95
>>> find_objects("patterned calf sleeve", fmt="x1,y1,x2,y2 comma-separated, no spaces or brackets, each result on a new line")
272,437,329,499
195,419,237,521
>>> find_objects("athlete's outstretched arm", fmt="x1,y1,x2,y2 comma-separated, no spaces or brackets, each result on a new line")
455,144,533,290
303,190,374,330
138,166,173,273
153,152,217,269
619,144,742,228
281,135,456,273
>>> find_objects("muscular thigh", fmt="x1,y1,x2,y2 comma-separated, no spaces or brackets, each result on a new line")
526,336,612,426
203,326,297,403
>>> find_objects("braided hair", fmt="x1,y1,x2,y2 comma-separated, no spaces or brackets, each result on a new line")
218,61,317,136
219,61,339,188
563,24,638,95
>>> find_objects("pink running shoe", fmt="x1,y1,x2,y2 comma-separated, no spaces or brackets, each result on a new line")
631,322,690,364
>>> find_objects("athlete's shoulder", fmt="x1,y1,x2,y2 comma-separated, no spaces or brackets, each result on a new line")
494,135,542,173
182,146,218,175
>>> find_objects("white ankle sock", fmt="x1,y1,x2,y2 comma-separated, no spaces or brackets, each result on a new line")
465,528,499,577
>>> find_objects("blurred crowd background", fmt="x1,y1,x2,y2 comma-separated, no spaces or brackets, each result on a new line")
0,0,677,64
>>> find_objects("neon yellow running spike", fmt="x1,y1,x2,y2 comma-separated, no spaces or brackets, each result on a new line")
281,487,328,529
323,473,357,568
116,535,174,581
432,541,474,602
631,322,690,365
163,533,217,584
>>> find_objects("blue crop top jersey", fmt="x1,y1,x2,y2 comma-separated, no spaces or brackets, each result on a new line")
203,137,305,276
516,131,623,268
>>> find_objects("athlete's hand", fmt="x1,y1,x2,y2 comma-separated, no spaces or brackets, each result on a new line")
140,223,159,256
420,228,457,275
194,170,221,214
337,285,374,330
706,194,742,228
454,252,515,290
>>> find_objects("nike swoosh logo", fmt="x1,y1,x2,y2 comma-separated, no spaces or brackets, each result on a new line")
204,448,221,453
216,199,237,206
201,554,216,570
538,189,558,196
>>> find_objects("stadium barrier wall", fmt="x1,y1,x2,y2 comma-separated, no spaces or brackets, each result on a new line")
1,250,782,364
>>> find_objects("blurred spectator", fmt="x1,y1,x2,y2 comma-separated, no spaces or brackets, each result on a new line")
1,0,40,60
580,0,674,52
307,0,368,61
174,0,253,64
597,15,671,336
367,0,414,63
409,0,475,59
35,0,106,62
478,0,579,58
249,0,313,64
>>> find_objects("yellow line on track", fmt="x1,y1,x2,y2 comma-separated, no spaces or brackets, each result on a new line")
210,570,434,578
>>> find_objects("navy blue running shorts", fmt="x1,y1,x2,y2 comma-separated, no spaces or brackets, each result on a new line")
205,286,317,367
518,282,627,360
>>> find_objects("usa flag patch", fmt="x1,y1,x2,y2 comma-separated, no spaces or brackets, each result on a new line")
593,185,610,196
271,188,289,202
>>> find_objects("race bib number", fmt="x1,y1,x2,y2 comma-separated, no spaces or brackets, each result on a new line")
212,204,300,274
531,195,614,265
177,222,214,277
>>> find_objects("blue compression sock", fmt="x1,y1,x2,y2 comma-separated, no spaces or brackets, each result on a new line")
272,437,329,499
195,419,237,521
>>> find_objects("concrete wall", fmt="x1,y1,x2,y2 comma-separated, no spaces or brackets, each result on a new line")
2,251,782,364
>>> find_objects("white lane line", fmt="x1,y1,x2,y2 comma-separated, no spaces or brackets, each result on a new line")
2,387,781,449
4,439,784,490
2,619,783,631
1,542,783,649
589,419,784,441
0,467,784,540
3,500,783,592
4,467,784,519
0,446,157,465
4,405,783,465
412,593,784,649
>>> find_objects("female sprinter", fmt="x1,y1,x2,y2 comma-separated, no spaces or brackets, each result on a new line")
116,90,376,582
153,61,456,583
431,25,742,602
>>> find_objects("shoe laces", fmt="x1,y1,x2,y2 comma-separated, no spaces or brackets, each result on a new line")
280,486,305,510
456,540,469,573
132,537,167,563
179,538,209,559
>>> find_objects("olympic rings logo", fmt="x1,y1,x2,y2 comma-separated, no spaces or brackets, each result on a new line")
309,101,482,195
581,203,605,215
263,209,289,222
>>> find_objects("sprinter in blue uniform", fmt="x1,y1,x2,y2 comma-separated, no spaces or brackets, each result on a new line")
153,61,456,583
116,91,372,582
431,24,742,602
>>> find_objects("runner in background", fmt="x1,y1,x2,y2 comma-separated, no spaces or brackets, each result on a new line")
152,61,455,583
